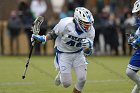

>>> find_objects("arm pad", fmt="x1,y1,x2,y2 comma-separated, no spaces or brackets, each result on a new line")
47,30,57,40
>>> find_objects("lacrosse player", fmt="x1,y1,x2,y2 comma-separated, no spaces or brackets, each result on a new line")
31,7,95,93
126,0,140,93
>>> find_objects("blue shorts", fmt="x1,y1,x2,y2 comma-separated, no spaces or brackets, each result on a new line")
128,48,140,70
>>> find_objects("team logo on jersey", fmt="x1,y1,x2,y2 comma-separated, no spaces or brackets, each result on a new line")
61,66,67,71
68,35,83,41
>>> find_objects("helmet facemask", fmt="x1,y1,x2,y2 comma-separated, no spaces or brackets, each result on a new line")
74,7,94,33
79,19,92,31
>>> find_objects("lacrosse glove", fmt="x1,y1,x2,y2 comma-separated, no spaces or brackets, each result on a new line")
128,33,138,45
81,38,93,56
31,34,46,44
131,37,140,49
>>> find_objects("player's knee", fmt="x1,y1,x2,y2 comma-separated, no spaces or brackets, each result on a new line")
62,81,71,88
126,68,135,77
78,76,86,84
75,76,86,91
126,69,131,77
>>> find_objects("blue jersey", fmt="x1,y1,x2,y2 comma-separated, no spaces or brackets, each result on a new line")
128,18,140,70
136,17,140,27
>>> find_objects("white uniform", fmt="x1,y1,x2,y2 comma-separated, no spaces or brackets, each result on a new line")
31,7,95,92
53,17,95,73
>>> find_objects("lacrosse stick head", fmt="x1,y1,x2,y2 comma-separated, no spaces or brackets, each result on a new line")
32,16,44,35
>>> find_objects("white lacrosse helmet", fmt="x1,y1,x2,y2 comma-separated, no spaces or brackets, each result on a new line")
132,0,140,13
74,7,94,32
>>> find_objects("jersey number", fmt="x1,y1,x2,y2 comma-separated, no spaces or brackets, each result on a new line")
66,40,81,47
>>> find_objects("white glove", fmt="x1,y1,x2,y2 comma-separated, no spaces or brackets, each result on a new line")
81,38,93,49
127,33,138,45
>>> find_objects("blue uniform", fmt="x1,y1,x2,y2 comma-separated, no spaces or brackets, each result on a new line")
128,18,140,71
128,48,140,70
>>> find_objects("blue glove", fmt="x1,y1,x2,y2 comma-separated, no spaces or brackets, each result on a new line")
31,34,46,44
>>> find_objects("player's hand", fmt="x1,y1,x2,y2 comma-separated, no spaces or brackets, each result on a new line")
31,34,46,44
131,38,140,49
83,48,93,56
127,34,138,45
81,38,93,49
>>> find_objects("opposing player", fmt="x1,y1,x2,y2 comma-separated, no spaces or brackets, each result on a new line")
31,7,95,93
126,0,140,93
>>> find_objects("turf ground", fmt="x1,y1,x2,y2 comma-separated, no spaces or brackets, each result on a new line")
0,56,135,93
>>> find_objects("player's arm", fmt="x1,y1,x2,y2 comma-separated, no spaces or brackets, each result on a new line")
31,19,65,44
82,28,95,56
127,27,140,49
31,30,57,44
131,36,140,49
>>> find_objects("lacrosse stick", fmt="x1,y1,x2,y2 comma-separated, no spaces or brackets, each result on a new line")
22,16,44,79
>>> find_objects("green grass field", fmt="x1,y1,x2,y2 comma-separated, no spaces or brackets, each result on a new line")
0,56,135,93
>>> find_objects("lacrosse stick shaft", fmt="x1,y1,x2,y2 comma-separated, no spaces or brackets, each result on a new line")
22,16,44,79
22,43,34,79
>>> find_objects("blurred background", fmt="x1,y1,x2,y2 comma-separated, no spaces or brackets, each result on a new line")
0,0,137,56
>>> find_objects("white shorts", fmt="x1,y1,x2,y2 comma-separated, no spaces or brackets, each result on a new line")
54,52,87,73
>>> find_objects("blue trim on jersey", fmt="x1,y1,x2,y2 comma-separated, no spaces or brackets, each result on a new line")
76,28,84,35
136,17,140,27
73,19,84,35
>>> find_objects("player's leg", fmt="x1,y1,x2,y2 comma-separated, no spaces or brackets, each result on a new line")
55,71,61,86
54,52,61,86
55,72,72,87
60,73,72,88
54,53,72,87
132,85,139,93
126,56,140,93
126,68,140,93
73,65,87,93
72,52,87,93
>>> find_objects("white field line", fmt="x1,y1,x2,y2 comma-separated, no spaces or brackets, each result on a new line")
0,79,126,86
0,82,34,86
86,79,126,83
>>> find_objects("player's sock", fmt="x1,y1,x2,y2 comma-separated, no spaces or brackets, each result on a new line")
132,85,139,93
73,87,81,93
55,72,61,86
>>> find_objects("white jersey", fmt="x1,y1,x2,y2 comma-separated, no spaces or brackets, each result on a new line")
53,17,95,53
